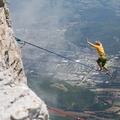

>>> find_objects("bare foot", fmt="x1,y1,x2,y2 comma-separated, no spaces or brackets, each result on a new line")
106,71,109,74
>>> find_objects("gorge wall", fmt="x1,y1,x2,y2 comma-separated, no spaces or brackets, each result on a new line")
0,0,49,120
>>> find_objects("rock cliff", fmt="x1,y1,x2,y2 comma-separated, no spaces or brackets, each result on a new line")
0,0,49,120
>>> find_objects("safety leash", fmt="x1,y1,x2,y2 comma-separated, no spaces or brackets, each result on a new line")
47,107,84,120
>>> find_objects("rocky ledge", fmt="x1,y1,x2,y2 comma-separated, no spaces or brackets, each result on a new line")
0,0,49,119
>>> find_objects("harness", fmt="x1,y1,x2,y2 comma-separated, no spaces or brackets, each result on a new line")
100,54,106,56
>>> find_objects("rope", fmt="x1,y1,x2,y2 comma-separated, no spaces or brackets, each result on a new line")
15,37,94,69
15,37,113,81
47,107,84,120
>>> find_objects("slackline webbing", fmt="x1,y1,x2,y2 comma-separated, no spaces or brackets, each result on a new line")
15,37,94,69
16,37,113,79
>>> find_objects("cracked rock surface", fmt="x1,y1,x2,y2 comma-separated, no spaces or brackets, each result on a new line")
0,84,49,120
0,0,49,120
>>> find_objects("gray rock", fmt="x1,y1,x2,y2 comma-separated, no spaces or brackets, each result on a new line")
0,85,49,120
0,0,49,119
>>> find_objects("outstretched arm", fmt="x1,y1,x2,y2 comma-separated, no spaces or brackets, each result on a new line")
86,38,97,47
86,38,92,45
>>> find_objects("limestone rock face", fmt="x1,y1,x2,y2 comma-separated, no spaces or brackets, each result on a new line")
0,0,49,120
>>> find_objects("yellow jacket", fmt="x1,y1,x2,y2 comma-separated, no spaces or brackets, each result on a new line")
88,43,105,55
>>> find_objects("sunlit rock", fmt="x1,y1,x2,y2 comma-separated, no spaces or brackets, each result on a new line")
0,0,49,119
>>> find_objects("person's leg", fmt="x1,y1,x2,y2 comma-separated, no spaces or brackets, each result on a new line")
96,58,102,71
101,56,109,74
